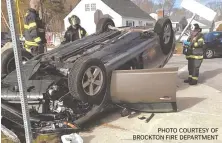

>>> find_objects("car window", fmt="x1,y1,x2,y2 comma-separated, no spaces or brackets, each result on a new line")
204,32,220,42
218,33,222,42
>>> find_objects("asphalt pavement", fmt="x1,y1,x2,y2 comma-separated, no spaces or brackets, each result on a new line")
80,55,222,143
165,55,222,92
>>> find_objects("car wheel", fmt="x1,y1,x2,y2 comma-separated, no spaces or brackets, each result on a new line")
1,48,33,74
68,57,107,104
154,17,174,55
96,18,115,34
204,49,214,59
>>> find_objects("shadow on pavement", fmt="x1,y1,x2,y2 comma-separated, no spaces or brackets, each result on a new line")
176,97,206,112
80,106,143,134
199,68,222,84
81,108,122,132
176,68,222,91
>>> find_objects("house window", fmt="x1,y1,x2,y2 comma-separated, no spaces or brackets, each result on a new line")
139,21,143,26
126,20,134,27
91,3,96,11
85,4,90,11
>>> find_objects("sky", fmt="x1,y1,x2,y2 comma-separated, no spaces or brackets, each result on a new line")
174,0,214,8
152,0,219,8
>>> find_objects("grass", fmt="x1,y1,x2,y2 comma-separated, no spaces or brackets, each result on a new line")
175,43,183,54
1,132,61,143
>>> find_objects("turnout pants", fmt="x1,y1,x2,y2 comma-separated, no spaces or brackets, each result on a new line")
188,58,203,81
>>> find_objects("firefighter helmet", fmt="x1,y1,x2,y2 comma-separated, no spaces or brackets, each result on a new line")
68,15,80,26
191,23,200,31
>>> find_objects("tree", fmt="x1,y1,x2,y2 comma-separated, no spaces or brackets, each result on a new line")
164,0,176,16
155,0,176,16
42,0,80,32
216,24,222,31
205,1,222,21
132,0,155,13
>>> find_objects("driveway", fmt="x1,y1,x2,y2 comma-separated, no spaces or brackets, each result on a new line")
80,55,222,143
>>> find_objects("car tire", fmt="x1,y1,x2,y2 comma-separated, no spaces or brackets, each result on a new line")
154,17,174,55
204,49,214,59
68,57,107,104
96,18,115,34
1,48,33,74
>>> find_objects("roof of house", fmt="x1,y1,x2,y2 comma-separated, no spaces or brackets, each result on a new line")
101,0,155,21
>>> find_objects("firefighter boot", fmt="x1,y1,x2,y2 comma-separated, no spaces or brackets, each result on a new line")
184,77,191,83
189,79,198,85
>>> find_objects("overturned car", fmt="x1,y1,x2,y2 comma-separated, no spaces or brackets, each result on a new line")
1,17,177,136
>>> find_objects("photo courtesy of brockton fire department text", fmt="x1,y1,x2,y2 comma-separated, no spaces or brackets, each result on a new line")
1,0,222,142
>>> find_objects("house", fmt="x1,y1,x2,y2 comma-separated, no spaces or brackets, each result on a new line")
64,0,155,35
149,13,158,21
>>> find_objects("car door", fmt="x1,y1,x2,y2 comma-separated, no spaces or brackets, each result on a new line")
215,33,222,55
110,67,178,112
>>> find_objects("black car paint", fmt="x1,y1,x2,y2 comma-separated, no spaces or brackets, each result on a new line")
204,32,222,56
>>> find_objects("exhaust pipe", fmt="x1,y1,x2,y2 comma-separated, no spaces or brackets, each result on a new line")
1,88,43,101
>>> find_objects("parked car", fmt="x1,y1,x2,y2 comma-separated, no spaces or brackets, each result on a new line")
203,31,222,58
1,17,176,140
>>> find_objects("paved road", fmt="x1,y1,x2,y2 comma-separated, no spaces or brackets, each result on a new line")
165,55,222,92
80,55,222,143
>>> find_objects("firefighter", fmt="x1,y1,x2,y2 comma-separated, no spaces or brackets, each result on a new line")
61,15,87,44
184,24,204,85
24,0,46,56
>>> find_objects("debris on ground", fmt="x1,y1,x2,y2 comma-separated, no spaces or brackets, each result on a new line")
127,111,141,119
138,113,155,123
145,113,155,123
138,116,146,120
61,133,83,143
120,108,131,117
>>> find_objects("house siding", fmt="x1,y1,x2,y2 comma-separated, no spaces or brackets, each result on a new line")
64,0,122,35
